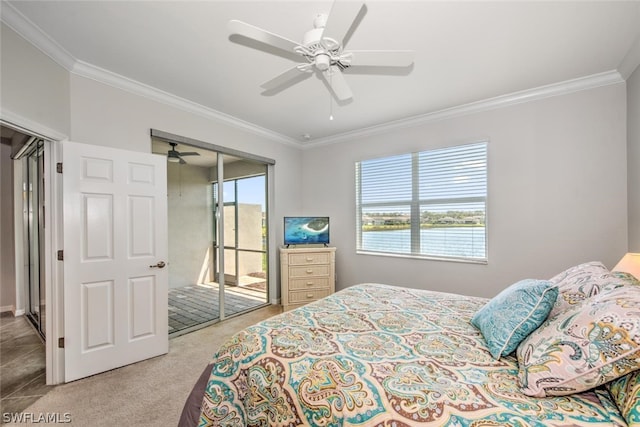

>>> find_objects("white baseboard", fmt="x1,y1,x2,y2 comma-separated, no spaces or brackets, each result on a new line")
0,305,25,316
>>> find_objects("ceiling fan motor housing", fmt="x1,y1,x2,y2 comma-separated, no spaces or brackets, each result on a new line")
303,27,324,47
303,13,340,53
303,21,341,71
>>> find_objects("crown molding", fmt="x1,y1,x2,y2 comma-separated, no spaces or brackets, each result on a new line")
71,61,300,147
304,70,625,148
0,2,75,70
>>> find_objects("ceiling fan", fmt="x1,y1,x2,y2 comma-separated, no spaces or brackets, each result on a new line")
228,1,414,101
166,142,200,164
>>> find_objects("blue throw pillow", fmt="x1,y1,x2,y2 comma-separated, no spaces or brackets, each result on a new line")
471,279,558,359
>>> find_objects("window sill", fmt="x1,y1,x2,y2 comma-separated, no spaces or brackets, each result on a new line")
356,250,488,265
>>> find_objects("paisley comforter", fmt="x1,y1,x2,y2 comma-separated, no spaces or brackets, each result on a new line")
198,283,626,426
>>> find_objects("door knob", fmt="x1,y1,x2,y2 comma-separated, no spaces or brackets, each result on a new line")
150,261,166,269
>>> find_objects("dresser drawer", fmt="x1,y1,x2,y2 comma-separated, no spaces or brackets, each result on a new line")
289,265,330,278
288,252,331,265
288,289,332,304
289,277,330,291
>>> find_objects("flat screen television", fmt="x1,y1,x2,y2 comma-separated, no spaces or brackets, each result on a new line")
284,216,330,246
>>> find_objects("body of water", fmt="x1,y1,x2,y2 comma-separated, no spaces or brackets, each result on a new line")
361,227,485,258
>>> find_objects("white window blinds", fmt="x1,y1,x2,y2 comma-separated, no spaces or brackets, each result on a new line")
356,141,487,262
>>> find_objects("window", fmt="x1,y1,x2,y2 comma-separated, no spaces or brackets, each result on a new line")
355,141,487,263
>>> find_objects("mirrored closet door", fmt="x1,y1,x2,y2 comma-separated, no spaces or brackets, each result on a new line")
19,137,46,338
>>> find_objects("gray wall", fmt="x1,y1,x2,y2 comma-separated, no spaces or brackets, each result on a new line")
302,84,628,298
0,24,70,313
628,66,640,252
0,24,70,136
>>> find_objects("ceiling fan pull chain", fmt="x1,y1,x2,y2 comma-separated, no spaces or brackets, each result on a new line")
329,70,334,121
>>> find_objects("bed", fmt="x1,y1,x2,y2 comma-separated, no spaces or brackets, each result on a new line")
180,262,640,426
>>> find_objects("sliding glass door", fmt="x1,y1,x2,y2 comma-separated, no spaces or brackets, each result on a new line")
214,170,268,318
154,134,272,336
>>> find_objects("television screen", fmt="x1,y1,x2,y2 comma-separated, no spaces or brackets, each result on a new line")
284,217,330,246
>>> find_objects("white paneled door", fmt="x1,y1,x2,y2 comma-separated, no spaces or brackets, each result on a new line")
62,141,168,382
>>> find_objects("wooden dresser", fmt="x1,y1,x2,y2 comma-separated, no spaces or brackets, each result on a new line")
279,246,336,311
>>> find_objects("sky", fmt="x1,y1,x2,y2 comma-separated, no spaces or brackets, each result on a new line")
223,175,266,210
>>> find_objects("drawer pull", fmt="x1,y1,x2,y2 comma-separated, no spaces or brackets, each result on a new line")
306,293,314,299
306,281,313,286
306,269,313,274
306,257,313,262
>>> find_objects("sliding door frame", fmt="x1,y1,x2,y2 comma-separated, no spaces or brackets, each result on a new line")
151,129,275,166
151,129,277,321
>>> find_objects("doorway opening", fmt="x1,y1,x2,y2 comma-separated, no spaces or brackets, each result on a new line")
1,125,47,336
151,131,274,336
0,123,53,410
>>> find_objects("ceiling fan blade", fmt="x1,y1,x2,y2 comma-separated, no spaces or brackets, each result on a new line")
260,65,309,91
228,20,300,53
178,152,200,157
346,50,414,67
322,66,353,101
321,1,365,47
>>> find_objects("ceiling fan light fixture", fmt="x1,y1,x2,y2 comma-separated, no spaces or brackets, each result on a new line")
315,54,331,71
167,149,181,162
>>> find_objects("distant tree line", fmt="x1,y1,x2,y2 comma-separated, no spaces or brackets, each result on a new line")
363,210,485,230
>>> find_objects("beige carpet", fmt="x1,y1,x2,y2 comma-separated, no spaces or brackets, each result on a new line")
9,305,281,426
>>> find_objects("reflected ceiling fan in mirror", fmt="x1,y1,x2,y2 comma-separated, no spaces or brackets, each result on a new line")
166,142,200,164
228,1,414,101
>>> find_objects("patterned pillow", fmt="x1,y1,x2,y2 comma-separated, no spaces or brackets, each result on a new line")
548,261,625,318
606,273,640,425
607,370,640,425
471,279,558,359
517,284,640,397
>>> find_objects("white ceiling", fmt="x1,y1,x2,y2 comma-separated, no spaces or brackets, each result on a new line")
3,1,640,146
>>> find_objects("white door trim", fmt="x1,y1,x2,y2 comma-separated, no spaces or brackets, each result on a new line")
1,111,67,385
47,140,64,384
